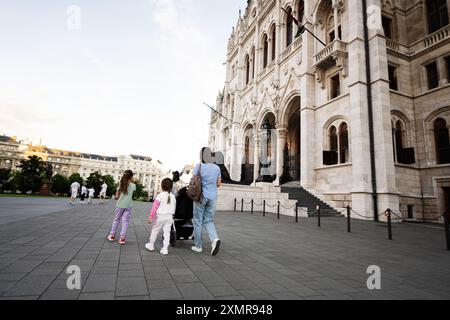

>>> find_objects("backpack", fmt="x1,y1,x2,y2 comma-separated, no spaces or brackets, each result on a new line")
187,163,203,202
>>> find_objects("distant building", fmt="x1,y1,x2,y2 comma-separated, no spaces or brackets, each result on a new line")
0,135,169,195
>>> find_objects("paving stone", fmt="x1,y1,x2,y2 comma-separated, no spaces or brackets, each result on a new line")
116,277,148,297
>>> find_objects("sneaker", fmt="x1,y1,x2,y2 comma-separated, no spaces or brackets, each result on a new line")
191,246,202,253
107,234,115,242
160,248,168,255
145,243,154,252
211,239,221,256
119,237,126,245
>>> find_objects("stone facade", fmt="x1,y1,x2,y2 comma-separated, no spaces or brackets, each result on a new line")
209,0,450,221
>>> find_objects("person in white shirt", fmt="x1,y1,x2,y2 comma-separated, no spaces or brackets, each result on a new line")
70,181,80,204
99,182,108,203
145,178,176,255
80,185,88,204
88,187,95,205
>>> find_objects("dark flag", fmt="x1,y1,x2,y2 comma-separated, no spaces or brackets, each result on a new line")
281,7,325,46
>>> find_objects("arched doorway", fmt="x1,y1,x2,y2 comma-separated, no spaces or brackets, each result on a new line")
257,113,277,182
241,125,255,184
281,97,301,184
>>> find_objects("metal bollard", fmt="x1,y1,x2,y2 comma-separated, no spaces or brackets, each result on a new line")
241,199,244,213
263,200,266,217
347,206,351,233
251,199,254,215
277,201,280,220
295,203,299,223
444,212,450,251
317,205,321,227
387,209,393,240
234,198,236,212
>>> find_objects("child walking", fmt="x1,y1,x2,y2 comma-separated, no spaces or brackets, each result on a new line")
107,170,136,245
145,178,176,255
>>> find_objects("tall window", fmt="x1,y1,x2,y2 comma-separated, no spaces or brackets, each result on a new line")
435,118,450,164
330,126,338,165
330,74,341,99
245,55,250,85
426,61,439,90
339,123,349,164
263,34,269,68
394,121,403,161
251,48,256,79
298,0,305,22
286,7,293,47
382,16,393,39
427,0,449,33
388,65,398,90
271,26,276,62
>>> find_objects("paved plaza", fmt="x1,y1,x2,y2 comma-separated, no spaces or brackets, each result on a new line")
0,197,449,300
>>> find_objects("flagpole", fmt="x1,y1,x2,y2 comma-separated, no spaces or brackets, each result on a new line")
203,102,230,122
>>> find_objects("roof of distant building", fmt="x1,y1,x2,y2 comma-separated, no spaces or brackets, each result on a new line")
0,135,18,144
130,154,153,162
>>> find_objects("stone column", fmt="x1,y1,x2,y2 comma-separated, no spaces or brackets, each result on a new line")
438,57,448,86
332,0,339,40
252,131,260,185
274,128,288,186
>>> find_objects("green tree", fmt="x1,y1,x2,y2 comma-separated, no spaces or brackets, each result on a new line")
86,171,103,197
133,180,145,200
51,174,70,196
101,175,116,197
68,173,83,186
17,155,45,194
0,169,11,191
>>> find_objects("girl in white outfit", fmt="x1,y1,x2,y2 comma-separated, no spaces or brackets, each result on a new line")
145,178,176,255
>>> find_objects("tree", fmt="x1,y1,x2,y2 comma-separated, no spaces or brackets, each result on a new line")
17,155,46,194
51,174,70,196
86,171,103,197
133,180,145,200
101,175,116,197
0,169,11,191
68,173,83,186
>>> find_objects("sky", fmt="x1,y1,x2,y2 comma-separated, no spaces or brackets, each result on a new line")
0,0,245,171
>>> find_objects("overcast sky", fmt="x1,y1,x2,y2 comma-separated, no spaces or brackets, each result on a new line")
0,0,245,171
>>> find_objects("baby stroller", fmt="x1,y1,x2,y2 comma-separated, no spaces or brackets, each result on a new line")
170,187,194,247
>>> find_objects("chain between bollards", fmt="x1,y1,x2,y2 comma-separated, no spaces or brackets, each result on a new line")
386,209,393,240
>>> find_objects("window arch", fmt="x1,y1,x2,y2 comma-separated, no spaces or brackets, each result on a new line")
286,7,293,48
435,118,450,164
262,34,269,68
393,120,404,162
339,123,349,164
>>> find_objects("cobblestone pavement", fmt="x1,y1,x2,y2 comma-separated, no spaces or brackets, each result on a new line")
0,198,449,300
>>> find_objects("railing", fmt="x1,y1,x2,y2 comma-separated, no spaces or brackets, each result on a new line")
313,39,347,66
280,36,303,62
423,25,450,47
386,38,400,51
233,199,450,251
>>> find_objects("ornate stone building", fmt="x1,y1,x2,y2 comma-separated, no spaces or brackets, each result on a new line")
209,0,450,220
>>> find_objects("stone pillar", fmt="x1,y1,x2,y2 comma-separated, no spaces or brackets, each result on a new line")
274,128,288,186
332,0,339,40
438,57,448,86
252,132,260,185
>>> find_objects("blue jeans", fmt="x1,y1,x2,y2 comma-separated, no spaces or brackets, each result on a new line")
193,199,218,248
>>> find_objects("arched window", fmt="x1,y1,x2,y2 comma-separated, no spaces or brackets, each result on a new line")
251,47,256,79
435,118,450,164
330,126,338,165
394,121,403,161
339,123,349,164
245,136,250,164
271,26,276,62
298,0,305,22
245,54,250,85
286,7,293,47
262,34,269,68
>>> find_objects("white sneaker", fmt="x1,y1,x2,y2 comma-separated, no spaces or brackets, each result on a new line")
145,243,154,252
211,239,221,256
191,246,202,253
160,248,168,255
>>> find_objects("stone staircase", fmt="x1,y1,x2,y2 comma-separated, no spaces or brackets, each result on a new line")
280,186,342,217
